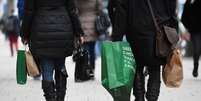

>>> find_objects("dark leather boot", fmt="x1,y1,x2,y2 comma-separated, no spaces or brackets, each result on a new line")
55,68,68,101
193,62,199,77
42,80,57,101
133,68,145,101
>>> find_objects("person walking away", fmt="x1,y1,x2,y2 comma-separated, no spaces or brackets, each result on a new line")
181,0,201,78
110,0,178,101
4,10,20,57
20,0,84,101
76,0,103,79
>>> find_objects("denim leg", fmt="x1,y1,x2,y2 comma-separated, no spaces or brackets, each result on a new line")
40,58,55,81
85,41,96,69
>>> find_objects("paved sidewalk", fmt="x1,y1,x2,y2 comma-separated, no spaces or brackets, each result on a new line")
0,34,201,101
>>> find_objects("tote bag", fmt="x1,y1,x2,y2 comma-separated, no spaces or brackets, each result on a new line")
101,41,136,101
16,49,27,85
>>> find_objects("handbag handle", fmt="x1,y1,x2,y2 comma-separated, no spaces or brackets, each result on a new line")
145,0,161,33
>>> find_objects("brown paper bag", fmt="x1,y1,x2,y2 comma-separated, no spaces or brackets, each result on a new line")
25,50,40,77
162,49,183,88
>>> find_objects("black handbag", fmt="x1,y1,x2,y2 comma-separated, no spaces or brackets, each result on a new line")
95,12,111,35
146,0,179,58
72,39,91,81
95,0,111,35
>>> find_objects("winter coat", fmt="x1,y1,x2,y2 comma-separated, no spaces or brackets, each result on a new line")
76,0,103,42
20,0,84,58
181,0,201,33
111,0,178,66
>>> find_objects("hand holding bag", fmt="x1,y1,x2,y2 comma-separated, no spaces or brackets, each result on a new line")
72,38,91,81
25,48,40,77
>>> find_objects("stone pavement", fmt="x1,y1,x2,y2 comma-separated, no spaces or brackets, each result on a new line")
0,34,201,101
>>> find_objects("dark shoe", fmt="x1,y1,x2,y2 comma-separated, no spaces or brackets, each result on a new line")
193,69,198,77
55,68,68,101
193,63,199,78
89,69,95,79
33,74,41,80
74,77,91,82
134,97,145,101
42,80,56,101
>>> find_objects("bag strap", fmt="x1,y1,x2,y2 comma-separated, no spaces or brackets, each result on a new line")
95,0,99,15
145,0,161,33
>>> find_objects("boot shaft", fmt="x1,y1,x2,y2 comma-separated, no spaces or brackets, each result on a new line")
55,68,67,101
42,80,57,101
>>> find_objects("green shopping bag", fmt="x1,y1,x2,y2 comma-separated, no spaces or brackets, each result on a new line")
16,49,27,85
101,41,136,101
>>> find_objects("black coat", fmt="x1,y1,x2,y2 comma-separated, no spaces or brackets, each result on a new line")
181,0,201,33
21,0,84,58
111,0,177,66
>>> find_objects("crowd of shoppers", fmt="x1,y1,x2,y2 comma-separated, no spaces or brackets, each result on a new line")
0,0,196,101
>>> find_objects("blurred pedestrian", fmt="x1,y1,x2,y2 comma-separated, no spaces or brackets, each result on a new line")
110,0,178,101
20,0,84,101
181,0,201,78
0,15,9,40
4,10,20,57
76,0,103,79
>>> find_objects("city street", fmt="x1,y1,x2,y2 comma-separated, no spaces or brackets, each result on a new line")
0,33,201,101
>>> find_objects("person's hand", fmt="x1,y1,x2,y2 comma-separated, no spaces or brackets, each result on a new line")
21,38,28,45
180,32,191,41
80,36,84,44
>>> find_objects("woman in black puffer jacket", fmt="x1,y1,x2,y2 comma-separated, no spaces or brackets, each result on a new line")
20,0,84,101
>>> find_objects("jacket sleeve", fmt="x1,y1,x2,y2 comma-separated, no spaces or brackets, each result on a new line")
168,0,178,29
66,0,84,37
181,0,192,30
111,0,128,41
108,0,117,25
20,0,34,40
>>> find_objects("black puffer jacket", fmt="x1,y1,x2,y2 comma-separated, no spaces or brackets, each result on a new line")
21,0,83,58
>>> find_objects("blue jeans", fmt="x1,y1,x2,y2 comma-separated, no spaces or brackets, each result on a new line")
39,58,66,81
85,41,96,69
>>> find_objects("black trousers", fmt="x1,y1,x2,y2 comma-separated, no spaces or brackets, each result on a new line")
191,32,201,70
133,65,161,101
